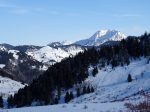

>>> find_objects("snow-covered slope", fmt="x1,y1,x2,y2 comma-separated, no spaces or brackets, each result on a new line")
3,102,126,112
75,30,126,46
60,40,72,45
0,43,84,83
26,45,84,66
48,41,72,47
71,58,150,104
2,58,150,112
0,76,25,98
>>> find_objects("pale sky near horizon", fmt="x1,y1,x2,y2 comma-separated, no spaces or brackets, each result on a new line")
0,0,150,46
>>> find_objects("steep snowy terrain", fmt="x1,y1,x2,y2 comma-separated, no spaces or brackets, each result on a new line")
75,30,126,46
0,76,25,98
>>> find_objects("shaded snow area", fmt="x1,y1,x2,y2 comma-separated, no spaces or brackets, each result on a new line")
8,50,19,60
0,76,25,99
3,102,126,112
26,46,83,65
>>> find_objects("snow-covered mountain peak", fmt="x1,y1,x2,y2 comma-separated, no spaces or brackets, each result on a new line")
60,40,72,45
26,45,84,66
91,30,109,39
48,42,63,47
0,43,14,51
48,41,72,47
75,29,126,46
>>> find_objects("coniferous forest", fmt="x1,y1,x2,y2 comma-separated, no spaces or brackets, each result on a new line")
7,33,150,108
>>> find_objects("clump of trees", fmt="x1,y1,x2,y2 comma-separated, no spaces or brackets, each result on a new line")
76,86,94,97
64,91,74,103
64,86,95,103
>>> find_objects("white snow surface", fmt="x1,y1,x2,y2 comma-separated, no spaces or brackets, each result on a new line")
8,50,19,60
0,76,25,99
75,29,126,46
3,102,126,112
60,40,72,45
26,46,83,65
2,58,150,111
0,46,7,51
0,64,5,68
71,58,150,104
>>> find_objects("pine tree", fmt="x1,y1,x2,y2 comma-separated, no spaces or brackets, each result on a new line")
87,86,91,93
83,86,87,94
0,96,3,108
92,67,98,77
91,87,94,93
127,74,132,82
57,86,61,100
70,91,74,100
65,91,70,103
54,97,58,104
7,95,13,108
76,88,80,97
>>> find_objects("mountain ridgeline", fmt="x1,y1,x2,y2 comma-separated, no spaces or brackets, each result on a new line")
0,30,124,84
0,44,85,84
8,33,150,107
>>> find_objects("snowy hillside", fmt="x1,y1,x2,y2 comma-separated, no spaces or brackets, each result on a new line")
0,76,25,98
60,40,72,45
26,45,84,66
75,30,126,46
71,58,150,104
3,58,150,112
48,41,72,47
0,43,84,83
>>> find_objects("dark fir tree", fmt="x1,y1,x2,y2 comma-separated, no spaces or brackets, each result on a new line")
7,95,14,108
70,91,74,100
54,97,58,104
127,74,132,82
91,87,94,93
87,86,91,93
92,67,98,77
76,88,81,97
65,91,70,103
0,96,3,108
83,86,87,94
57,86,61,100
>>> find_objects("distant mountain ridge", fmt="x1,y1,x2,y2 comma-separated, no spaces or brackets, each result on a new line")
0,29,126,83
0,43,85,83
75,30,126,46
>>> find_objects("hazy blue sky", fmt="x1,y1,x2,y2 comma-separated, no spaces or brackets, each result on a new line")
0,0,149,45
